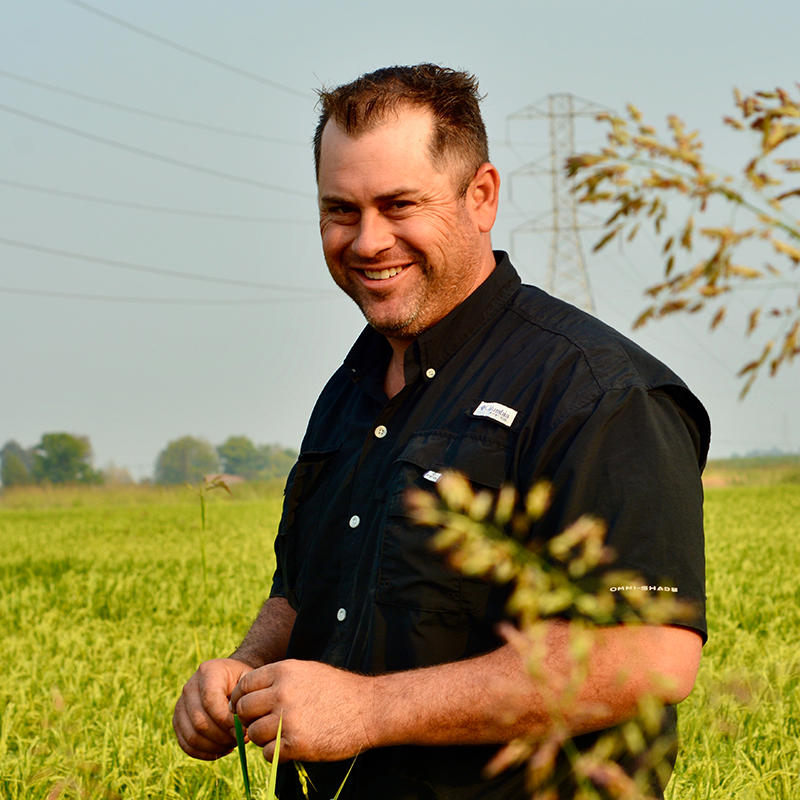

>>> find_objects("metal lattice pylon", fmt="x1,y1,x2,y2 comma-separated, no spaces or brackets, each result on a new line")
507,94,608,314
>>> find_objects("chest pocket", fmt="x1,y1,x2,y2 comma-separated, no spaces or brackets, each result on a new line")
276,446,340,609
377,432,512,614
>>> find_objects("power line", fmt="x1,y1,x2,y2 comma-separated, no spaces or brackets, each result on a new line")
0,285,329,305
61,0,314,99
0,178,316,224
0,102,315,199
0,237,333,294
0,70,308,146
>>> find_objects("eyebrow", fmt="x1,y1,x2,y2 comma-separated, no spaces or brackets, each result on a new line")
318,194,349,206
319,188,418,206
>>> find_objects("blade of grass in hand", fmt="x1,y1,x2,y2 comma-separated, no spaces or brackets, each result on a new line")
234,714,252,800
332,755,357,800
265,714,283,800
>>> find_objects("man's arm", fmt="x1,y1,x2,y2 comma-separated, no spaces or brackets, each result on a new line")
230,593,297,668
172,595,296,760
230,621,702,763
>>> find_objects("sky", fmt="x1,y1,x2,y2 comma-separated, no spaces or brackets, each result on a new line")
2,0,799,480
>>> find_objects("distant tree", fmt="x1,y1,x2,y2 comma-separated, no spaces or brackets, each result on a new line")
257,444,297,480
568,85,800,396
0,440,34,487
216,436,297,481
217,435,263,480
155,436,220,485
31,433,102,484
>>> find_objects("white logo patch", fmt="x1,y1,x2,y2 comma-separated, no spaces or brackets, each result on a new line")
473,401,518,428
423,470,442,483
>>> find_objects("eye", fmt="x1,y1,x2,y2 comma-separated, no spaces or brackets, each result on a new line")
386,200,413,213
325,204,359,222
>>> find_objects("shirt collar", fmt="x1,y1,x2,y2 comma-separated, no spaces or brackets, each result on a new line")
343,251,521,392
410,251,520,382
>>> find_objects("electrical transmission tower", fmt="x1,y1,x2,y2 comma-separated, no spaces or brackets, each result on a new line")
506,94,607,314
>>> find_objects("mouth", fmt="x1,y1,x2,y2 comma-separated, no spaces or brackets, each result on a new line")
362,265,406,281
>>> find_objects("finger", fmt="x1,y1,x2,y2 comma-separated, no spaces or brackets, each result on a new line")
173,696,235,760
173,695,233,752
188,682,236,743
173,721,230,761
196,675,238,732
262,740,280,764
230,663,275,709
175,691,236,751
245,710,282,749
233,687,276,727
261,729,294,764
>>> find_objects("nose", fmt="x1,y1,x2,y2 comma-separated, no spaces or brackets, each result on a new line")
350,210,395,259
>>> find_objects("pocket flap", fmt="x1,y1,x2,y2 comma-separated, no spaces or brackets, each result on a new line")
395,432,511,491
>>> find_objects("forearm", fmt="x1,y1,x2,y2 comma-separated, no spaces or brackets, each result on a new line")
230,620,701,763
230,595,296,669
367,621,702,749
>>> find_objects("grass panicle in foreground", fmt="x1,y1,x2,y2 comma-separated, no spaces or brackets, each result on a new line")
408,474,697,800
0,477,798,798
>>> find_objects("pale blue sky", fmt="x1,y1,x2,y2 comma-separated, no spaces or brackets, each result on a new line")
2,0,798,479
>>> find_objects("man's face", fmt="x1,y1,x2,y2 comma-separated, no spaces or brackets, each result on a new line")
317,107,492,341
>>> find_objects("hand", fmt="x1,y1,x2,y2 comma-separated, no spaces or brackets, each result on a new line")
173,658,254,760
230,659,375,763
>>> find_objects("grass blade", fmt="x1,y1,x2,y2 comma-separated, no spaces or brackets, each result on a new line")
233,714,251,800
331,755,357,800
265,714,282,800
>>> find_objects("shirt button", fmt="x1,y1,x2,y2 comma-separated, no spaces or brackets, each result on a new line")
337,608,347,622
349,515,360,528
425,368,436,379
374,425,387,439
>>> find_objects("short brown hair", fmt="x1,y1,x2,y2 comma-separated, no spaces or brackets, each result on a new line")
313,64,489,195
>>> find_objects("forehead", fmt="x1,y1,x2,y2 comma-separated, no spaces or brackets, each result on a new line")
318,107,444,194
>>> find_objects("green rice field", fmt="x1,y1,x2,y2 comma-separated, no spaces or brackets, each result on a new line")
1,472,799,799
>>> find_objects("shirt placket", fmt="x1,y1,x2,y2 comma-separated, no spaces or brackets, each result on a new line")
327,381,415,660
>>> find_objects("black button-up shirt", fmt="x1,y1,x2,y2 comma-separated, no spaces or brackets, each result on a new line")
271,252,709,799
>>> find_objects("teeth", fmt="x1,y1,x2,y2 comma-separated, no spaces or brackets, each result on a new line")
364,266,405,280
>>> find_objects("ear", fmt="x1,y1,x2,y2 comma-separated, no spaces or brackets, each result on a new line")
466,163,501,233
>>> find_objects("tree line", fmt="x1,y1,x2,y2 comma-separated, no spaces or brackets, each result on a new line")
0,433,297,488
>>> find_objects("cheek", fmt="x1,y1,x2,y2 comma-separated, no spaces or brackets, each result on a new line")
411,212,463,251
320,227,348,264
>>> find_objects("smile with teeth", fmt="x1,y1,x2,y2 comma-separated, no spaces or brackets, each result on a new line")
363,265,406,281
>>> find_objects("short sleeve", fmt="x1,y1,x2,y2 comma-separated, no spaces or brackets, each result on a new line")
534,385,707,641
268,462,298,602
269,568,287,599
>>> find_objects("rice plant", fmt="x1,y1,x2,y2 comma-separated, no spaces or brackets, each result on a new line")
1,477,797,798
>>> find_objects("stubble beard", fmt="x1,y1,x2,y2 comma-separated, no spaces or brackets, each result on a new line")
330,232,485,341
332,254,430,340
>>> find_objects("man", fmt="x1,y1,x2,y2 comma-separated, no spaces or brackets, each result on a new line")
173,64,708,799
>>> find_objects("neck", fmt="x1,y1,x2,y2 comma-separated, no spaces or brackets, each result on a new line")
379,244,497,399
383,339,409,399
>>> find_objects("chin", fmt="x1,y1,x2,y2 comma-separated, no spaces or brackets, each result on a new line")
363,309,422,338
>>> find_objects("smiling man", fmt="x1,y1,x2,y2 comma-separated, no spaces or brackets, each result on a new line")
173,65,709,799
318,106,495,335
